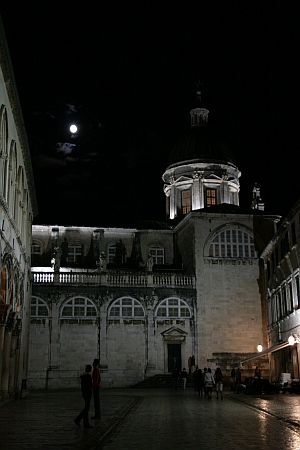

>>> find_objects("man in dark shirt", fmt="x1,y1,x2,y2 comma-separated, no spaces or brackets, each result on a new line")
92,358,101,419
74,364,93,428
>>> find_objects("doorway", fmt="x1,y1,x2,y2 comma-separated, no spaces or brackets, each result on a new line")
168,343,181,372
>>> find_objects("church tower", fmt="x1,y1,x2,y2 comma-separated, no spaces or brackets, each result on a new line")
162,93,241,220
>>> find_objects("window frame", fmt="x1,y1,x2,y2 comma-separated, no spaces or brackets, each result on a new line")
108,296,145,319
155,297,192,319
60,297,97,319
148,246,165,265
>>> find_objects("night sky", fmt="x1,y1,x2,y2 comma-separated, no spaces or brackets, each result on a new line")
1,3,299,227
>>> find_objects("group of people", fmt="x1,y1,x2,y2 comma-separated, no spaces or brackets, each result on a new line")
173,365,225,400
74,358,101,428
193,367,224,400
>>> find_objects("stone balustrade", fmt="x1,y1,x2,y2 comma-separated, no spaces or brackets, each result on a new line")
32,271,195,288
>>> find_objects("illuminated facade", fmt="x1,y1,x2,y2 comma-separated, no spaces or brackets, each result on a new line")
29,104,279,389
0,21,38,399
260,199,300,382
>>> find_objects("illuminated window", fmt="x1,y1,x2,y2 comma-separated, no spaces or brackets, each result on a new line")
149,247,164,265
205,189,217,207
156,297,191,318
181,190,191,214
61,297,97,318
31,240,42,255
31,296,48,317
209,228,256,259
67,244,82,263
108,297,145,318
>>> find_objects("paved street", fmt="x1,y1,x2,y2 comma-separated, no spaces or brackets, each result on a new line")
1,388,300,449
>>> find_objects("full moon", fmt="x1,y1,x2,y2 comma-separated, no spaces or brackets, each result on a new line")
69,124,78,134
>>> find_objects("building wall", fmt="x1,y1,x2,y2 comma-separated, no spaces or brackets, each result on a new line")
175,212,274,372
28,212,278,389
0,21,37,399
261,198,300,382
28,284,196,389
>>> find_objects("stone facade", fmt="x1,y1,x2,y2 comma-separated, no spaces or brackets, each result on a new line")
0,21,37,399
260,197,300,383
29,205,277,389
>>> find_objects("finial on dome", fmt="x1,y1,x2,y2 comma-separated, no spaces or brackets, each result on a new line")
190,80,209,127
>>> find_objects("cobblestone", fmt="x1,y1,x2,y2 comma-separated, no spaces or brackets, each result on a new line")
1,388,300,449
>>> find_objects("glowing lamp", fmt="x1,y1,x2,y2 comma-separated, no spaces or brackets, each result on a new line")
257,345,263,352
288,335,296,346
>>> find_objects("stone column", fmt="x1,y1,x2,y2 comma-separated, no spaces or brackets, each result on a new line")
99,300,107,368
192,172,201,211
199,175,205,209
0,305,10,397
1,328,12,398
169,179,176,220
8,328,18,396
145,294,157,377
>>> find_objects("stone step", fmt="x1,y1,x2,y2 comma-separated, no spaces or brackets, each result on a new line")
132,373,194,389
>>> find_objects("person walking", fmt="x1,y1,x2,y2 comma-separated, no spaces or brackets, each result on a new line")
203,367,208,398
214,367,223,400
92,358,101,419
204,367,215,399
230,367,236,391
235,367,242,393
194,367,204,398
181,368,188,390
74,364,93,428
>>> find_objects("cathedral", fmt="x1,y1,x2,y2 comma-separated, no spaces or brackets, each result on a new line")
29,105,279,389
2,17,300,396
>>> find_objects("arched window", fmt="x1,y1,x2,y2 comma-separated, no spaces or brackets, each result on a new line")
155,297,191,318
0,105,8,197
149,246,165,265
7,141,17,216
108,297,145,318
60,297,97,318
208,227,256,259
31,296,49,317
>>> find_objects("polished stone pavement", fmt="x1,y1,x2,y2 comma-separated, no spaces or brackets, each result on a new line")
1,387,300,449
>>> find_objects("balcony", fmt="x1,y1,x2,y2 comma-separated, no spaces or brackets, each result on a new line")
31,271,195,289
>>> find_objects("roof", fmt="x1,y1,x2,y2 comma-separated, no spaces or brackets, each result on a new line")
166,123,236,170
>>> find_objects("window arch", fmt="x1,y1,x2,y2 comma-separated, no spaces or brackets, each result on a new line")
207,226,256,259
60,297,97,318
108,296,145,318
155,297,191,318
7,141,17,214
0,105,8,197
31,296,49,317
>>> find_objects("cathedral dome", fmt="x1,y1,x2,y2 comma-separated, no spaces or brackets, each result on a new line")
162,106,241,220
167,108,236,169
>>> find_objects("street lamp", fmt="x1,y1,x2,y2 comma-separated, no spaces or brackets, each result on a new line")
257,344,263,352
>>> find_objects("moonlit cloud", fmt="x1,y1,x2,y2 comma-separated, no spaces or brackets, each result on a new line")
66,103,78,114
56,142,76,155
